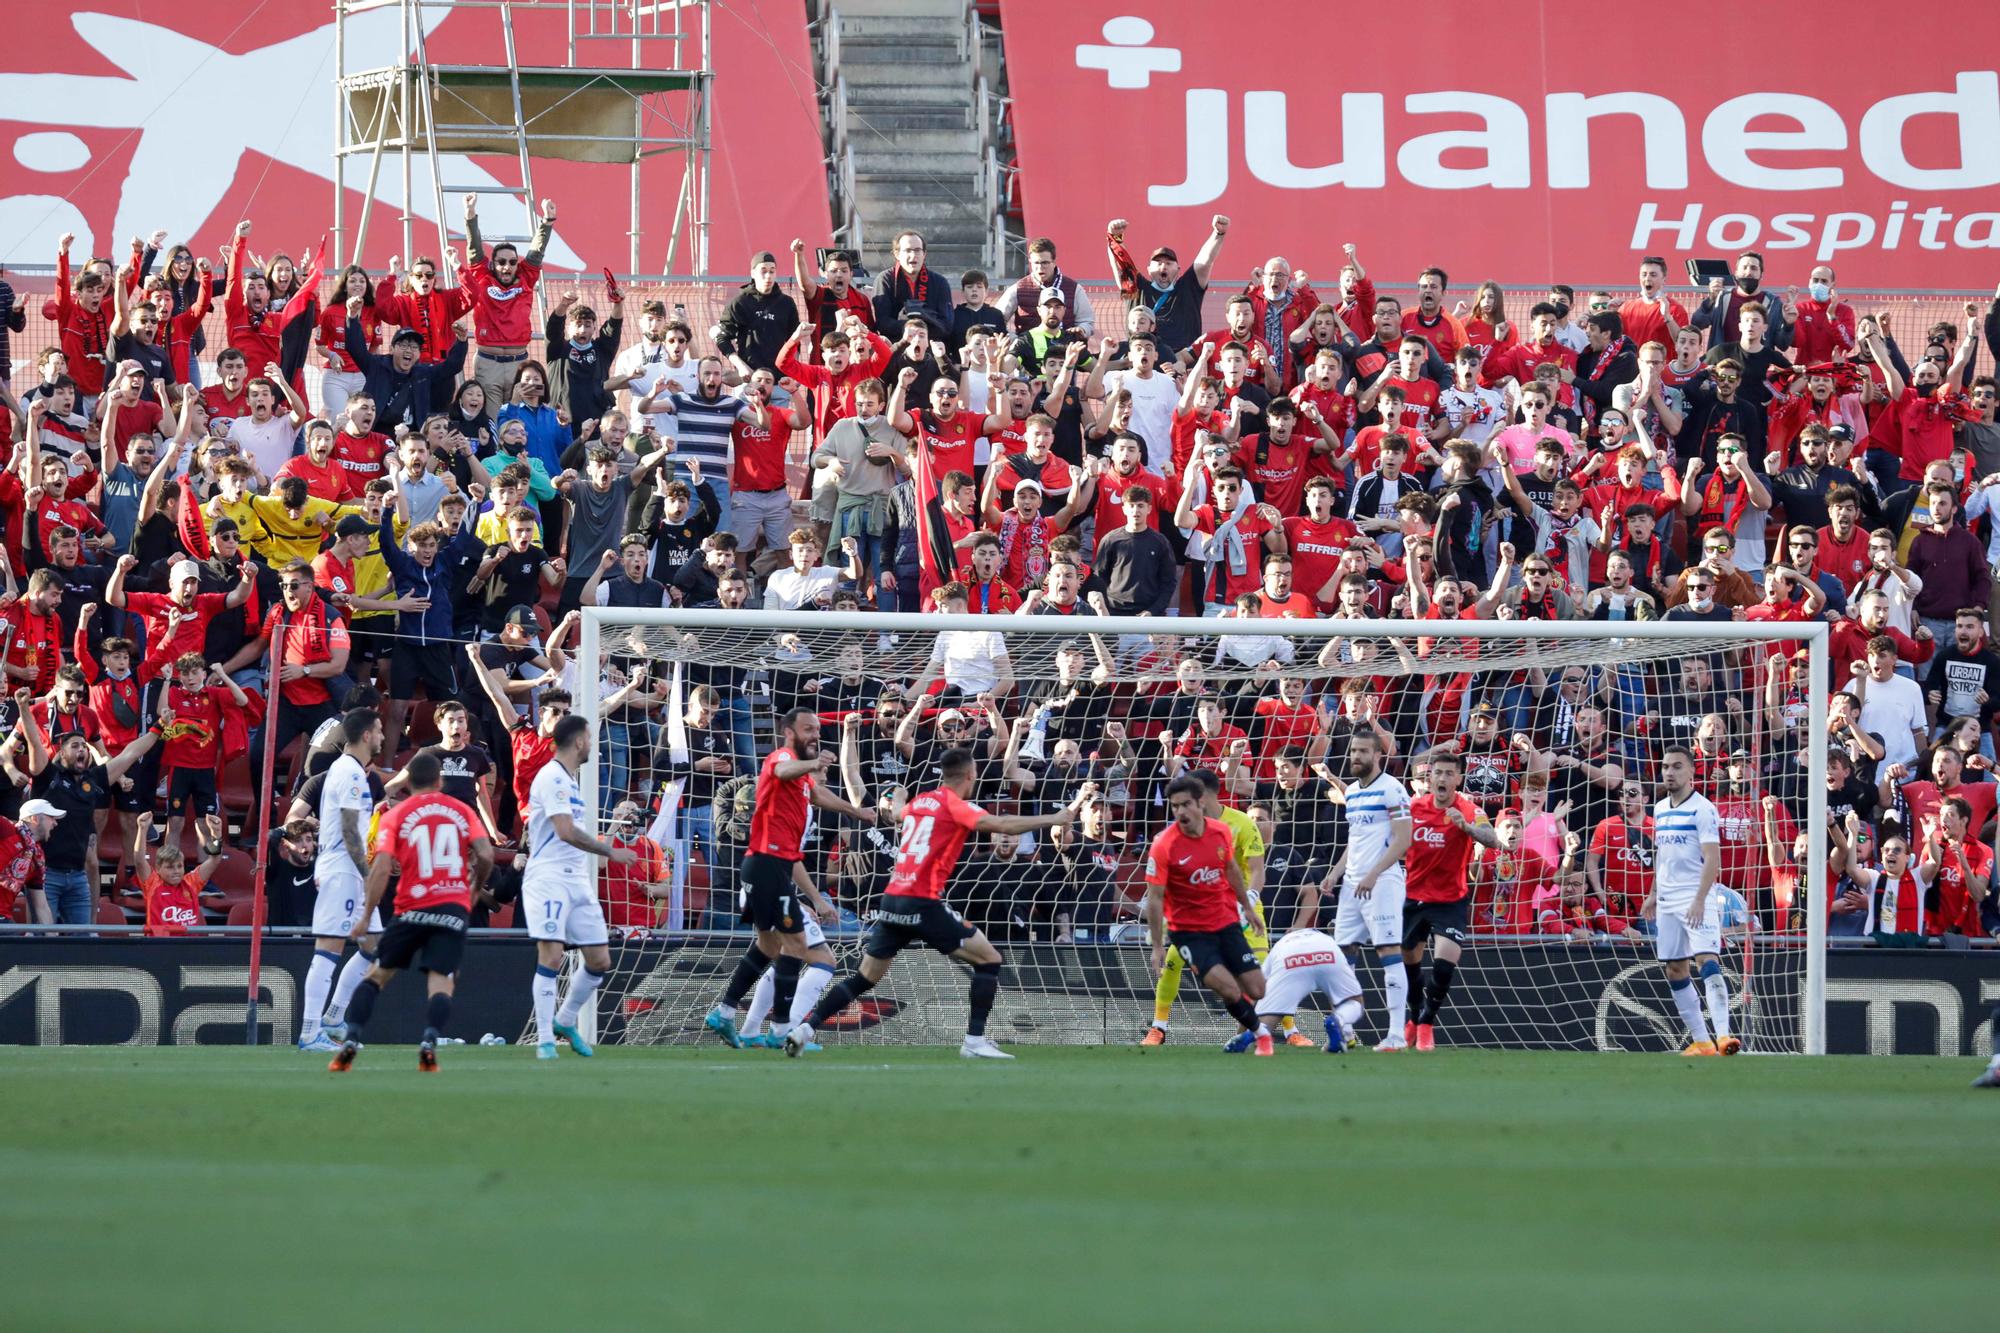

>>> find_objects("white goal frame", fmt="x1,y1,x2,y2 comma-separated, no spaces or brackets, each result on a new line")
578,607,1830,1054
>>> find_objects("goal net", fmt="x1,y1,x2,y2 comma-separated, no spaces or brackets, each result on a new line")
555,608,1829,1054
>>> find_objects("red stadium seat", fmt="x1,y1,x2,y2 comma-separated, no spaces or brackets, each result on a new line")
488,902,515,929
218,756,253,815
226,902,256,927
208,850,256,897
95,896,129,927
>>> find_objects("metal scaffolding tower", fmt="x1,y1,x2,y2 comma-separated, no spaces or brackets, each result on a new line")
332,0,713,276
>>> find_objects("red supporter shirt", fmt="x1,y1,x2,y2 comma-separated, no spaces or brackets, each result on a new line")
1474,845,1558,932
1461,318,1513,364
1791,300,1856,365
1232,433,1309,516
160,682,228,770
1283,515,1357,605
1188,504,1274,604
0,817,45,919
1091,466,1167,545
731,411,792,493
1615,297,1689,352
464,256,543,346
1145,816,1240,932
509,724,556,826
1170,406,1227,477
1815,525,1871,588
1406,794,1485,903
1401,310,1466,361
887,785,985,900
1174,724,1248,802
143,871,206,937
1378,376,1441,436
0,604,64,694
1350,425,1417,478
374,792,481,914
749,745,817,861
123,592,228,680
312,552,360,620
1929,838,1992,935
1250,696,1317,780
1482,338,1578,390
276,452,350,504
1589,816,1655,920
201,382,251,431
317,303,379,372
331,429,390,497
1713,794,1792,897
108,398,165,444
905,409,989,493
601,835,668,928
264,601,351,708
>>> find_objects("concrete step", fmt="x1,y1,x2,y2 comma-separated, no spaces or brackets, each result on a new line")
848,83,969,107
842,60,969,89
840,35,962,60
841,105,972,132
854,148,984,175
834,0,961,19
843,125,980,154
851,196,980,225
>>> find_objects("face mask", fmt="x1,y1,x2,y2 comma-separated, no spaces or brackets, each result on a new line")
856,413,882,428
1737,275,1761,295
1549,301,1570,321
1809,281,1832,303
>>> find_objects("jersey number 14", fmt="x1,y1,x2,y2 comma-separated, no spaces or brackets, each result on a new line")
406,823,464,894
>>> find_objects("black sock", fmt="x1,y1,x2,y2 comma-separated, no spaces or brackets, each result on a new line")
1225,996,1261,1032
721,944,773,1009
811,972,874,1027
1406,961,1427,1021
345,979,380,1042
771,953,803,1018
423,990,452,1044
1420,958,1458,1026
966,962,1002,1037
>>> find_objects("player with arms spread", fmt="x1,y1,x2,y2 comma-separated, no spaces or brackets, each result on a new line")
786,750,1093,1059
1329,731,1415,1051
524,714,638,1061
1146,775,1272,1055
328,751,495,1072
300,710,385,1054
1401,750,1503,1051
1647,744,1738,1056
704,708,879,1048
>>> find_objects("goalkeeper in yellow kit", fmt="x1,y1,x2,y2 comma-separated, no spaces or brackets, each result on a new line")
1142,767,1308,1046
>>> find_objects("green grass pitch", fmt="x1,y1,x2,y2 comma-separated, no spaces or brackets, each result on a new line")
1,1044,1990,1330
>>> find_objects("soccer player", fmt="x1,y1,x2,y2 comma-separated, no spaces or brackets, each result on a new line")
300,710,385,1053
328,751,495,1073
1647,744,1737,1056
1329,732,1414,1051
1401,750,1502,1051
786,752,1094,1059
1256,928,1367,1053
1145,775,1271,1055
703,708,879,1048
524,714,639,1060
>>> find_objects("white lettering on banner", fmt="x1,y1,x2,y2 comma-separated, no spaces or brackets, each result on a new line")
1396,93,1532,190
1631,201,2000,262
1858,73,2000,189
1242,91,1384,191
1702,93,1847,190
1544,93,1689,189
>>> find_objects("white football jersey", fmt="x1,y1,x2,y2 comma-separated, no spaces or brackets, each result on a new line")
315,754,374,882
1651,791,1719,915
1341,772,1411,888
525,760,591,880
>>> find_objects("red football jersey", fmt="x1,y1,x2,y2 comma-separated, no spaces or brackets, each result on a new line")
1282,514,1358,606
1588,816,1655,920
143,871,206,937
374,792,481,913
1406,794,1485,903
1929,838,1992,936
160,682,228,771
331,429,390,497
749,745,817,861
887,785,986,900
1145,817,1239,932
907,409,988,488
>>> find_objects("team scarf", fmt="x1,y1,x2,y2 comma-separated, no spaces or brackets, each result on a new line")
1864,867,1924,934
1698,469,1756,534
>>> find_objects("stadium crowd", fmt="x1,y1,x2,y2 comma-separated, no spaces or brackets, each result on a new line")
0,202,1997,954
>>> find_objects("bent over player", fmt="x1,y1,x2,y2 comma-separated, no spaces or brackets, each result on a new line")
1256,928,1367,1053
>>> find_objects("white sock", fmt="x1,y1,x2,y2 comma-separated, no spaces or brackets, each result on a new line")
741,969,776,1038
1150,1020,1169,1032
1335,999,1365,1031
301,951,337,1042
1702,967,1732,1039
325,949,373,1023
556,966,605,1027
533,965,561,1046
787,963,835,1032
1256,1023,1270,1038
1671,977,1711,1044
1381,957,1409,1033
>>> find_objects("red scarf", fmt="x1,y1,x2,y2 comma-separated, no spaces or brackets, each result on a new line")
1698,470,1754,535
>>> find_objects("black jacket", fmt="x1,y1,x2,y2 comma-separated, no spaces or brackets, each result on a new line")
347,317,467,432
716,285,800,372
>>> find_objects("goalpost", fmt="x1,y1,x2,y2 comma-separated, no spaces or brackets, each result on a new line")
564,607,1829,1054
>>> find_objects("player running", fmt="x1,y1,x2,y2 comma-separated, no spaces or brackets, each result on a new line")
1401,750,1502,1051
301,709,385,1053
704,708,878,1048
328,751,495,1073
1328,732,1414,1051
1256,928,1367,1052
524,714,638,1061
786,752,1094,1059
1646,744,1737,1056
1145,775,1272,1056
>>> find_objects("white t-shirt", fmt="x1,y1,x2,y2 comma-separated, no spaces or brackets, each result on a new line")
525,759,590,881
228,413,297,479
1104,369,1180,474
1651,791,1719,914
1341,772,1411,889
1439,386,1507,446
1857,671,1926,769
928,629,1009,696
615,343,699,440
316,754,374,883
763,564,846,612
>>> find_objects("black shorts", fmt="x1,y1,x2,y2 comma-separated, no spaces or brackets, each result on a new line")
166,765,218,818
377,905,470,974
864,893,977,959
1402,896,1472,949
350,620,393,664
1167,924,1258,979
740,851,805,933
390,642,459,700
113,749,159,813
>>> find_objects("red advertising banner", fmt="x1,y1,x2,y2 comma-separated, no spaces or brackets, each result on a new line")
0,1,829,273
999,1,2000,290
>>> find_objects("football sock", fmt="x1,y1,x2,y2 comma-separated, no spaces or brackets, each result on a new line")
325,948,374,1024
344,979,381,1042
1334,999,1365,1032
812,972,875,1027
422,991,451,1044
532,964,561,1046
1152,947,1183,1026
1418,958,1458,1026
1670,975,1711,1044
788,961,835,1033
741,968,777,1038
770,954,804,1033
1380,956,1409,1033
966,962,1001,1037
720,943,772,1011
301,950,338,1042
1224,996,1260,1032
555,966,605,1027
1699,959,1731,1038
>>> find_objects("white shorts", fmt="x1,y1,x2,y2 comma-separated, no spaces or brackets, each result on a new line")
1653,908,1722,962
523,869,609,947
1333,873,1405,949
313,875,383,939
1257,960,1362,1017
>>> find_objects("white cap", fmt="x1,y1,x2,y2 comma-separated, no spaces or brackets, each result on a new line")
170,559,201,584
19,799,65,821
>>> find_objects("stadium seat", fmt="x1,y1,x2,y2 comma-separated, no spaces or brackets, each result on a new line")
226,902,256,927
208,851,256,898
95,896,130,927
488,902,515,929
218,756,253,815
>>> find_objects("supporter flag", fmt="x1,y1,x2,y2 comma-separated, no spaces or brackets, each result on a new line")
646,660,690,931
275,236,327,392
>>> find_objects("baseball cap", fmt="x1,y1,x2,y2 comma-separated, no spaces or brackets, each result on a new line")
750,249,777,267
1471,701,1498,716
1827,423,1854,441
1038,287,1067,306
19,799,65,821
170,559,201,584
211,518,240,537
334,515,372,539
1150,246,1178,263
504,604,539,630
1014,478,1043,495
